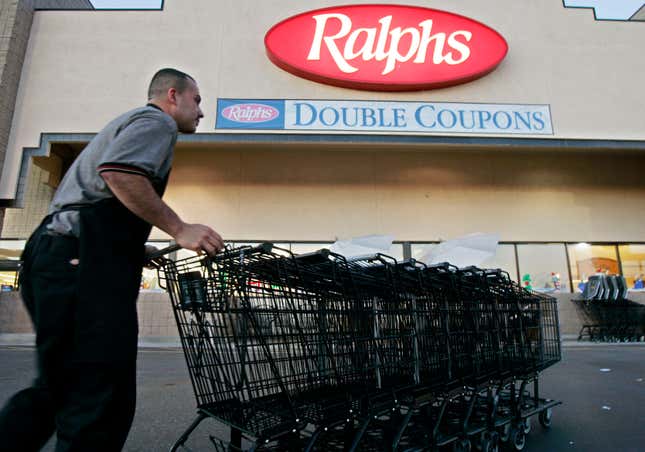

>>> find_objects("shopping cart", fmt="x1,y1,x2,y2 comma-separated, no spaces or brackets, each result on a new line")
573,274,644,342
576,299,645,342
154,244,561,451
383,265,561,452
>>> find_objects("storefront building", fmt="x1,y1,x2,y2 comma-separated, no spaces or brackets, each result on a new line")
0,0,644,298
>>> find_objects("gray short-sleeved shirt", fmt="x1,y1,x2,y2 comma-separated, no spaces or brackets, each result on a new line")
47,105,178,236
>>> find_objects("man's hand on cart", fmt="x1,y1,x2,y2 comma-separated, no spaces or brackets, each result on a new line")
174,223,224,256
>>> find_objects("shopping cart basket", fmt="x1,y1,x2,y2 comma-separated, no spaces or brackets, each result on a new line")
154,244,562,451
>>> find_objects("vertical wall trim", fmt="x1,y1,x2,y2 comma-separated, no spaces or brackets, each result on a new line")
402,242,411,260
565,243,574,294
514,244,520,284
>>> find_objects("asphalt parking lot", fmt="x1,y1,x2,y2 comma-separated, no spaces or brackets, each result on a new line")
1,344,643,451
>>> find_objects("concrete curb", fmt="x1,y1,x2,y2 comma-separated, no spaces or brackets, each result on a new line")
0,334,183,349
2,333,644,350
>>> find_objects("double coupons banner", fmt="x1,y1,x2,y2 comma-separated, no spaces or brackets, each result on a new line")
216,98,553,135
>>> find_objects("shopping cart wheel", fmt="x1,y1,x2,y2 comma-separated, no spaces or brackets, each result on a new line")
521,418,531,434
509,427,526,451
498,423,511,443
539,408,553,428
479,431,499,452
452,438,471,452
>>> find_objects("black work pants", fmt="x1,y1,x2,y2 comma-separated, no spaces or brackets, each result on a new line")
0,230,136,451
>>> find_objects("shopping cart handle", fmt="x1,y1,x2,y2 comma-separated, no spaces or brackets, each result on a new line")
227,242,273,256
294,248,331,264
145,244,182,261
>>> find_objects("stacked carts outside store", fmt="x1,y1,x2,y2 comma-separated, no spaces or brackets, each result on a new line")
575,274,645,342
155,244,562,451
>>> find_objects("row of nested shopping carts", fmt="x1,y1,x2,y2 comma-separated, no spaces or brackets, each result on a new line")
156,243,562,452
575,274,645,342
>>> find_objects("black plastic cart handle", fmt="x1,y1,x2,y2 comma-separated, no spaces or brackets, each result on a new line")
145,243,182,262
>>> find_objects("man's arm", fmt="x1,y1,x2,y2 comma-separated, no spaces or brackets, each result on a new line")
101,171,224,254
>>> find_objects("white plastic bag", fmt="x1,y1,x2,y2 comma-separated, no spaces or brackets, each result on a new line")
417,233,499,268
329,234,394,260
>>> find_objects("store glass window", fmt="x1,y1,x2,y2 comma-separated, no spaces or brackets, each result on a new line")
175,241,293,261
290,242,404,260
618,244,645,290
411,244,517,281
381,243,404,261
289,243,333,255
0,240,25,291
481,245,519,283
517,244,570,293
411,243,437,262
175,248,199,261
567,244,619,293
230,242,292,252
268,242,292,253
141,241,171,291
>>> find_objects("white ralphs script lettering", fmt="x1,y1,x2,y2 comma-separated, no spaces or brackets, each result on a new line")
307,13,473,75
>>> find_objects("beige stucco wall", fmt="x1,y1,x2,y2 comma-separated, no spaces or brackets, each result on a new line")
5,143,645,242
0,0,35,208
0,1,93,234
1,0,645,202
2,163,54,237
151,144,645,243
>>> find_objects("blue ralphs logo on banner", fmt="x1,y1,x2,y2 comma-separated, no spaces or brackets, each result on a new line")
216,99,285,129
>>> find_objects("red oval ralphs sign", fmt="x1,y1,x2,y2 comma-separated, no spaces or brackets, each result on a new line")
265,4,508,91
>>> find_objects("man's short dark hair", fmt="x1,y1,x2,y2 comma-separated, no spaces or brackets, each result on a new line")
148,68,195,100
